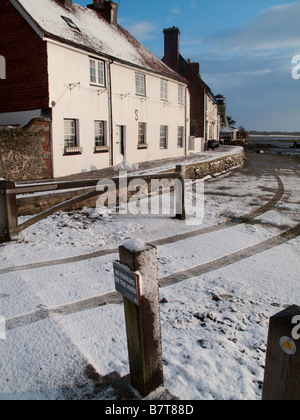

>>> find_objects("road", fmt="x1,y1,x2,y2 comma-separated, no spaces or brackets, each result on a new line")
0,151,299,400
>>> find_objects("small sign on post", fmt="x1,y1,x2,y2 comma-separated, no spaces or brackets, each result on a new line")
113,262,141,306
115,239,164,398
263,305,300,400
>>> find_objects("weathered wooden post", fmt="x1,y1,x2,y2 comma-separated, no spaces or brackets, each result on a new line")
263,305,300,400
0,180,18,243
175,164,186,220
114,239,164,397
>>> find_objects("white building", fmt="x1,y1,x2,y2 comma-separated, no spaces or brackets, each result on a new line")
205,90,220,142
1,0,190,178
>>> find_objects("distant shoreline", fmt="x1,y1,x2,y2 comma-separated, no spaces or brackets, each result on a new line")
244,135,300,156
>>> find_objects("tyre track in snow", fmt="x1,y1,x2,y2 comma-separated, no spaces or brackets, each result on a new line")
5,221,300,332
0,171,285,276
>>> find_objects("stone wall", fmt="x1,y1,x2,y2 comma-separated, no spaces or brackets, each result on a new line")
185,148,245,179
17,148,245,216
0,117,52,181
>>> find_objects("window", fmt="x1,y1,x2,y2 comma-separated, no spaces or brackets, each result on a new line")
90,59,105,86
61,16,81,32
138,123,147,148
177,126,184,148
178,85,184,104
94,121,108,152
136,73,146,96
160,125,168,149
64,119,82,155
160,79,168,101
64,119,77,148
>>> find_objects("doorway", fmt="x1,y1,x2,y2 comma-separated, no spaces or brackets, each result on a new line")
115,125,125,165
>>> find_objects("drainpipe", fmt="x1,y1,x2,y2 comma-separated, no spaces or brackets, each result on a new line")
107,60,114,166
204,92,207,151
184,86,188,156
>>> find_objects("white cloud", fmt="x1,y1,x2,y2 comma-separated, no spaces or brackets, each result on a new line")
209,1,300,52
126,22,158,41
170,7,182,15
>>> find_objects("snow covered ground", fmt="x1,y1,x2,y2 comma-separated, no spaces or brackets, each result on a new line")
0,154,299,400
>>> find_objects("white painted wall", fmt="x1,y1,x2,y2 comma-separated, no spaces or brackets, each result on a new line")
205,94,220,141
47,40,190,178
47,41,110,177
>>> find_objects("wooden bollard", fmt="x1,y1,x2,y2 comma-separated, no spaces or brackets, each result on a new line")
0,180,18,243
263,305,300,400
175,165,186,220
115,239,164,397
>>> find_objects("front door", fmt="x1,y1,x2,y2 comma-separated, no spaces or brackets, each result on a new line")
115,125,125,165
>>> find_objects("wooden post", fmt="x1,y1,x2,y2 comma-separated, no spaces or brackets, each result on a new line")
263,305,300,400
118,239,164,397
0,180,18,243
175,164,186,220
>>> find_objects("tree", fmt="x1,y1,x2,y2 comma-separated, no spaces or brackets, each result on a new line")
227,116,236,126
239,126,249,140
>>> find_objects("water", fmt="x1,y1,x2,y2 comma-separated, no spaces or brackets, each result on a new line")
248,135,300,156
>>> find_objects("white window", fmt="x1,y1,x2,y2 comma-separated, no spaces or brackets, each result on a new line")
64,119,82,155
138,122,147,146
178,85,184,104
136,73,146,96
95,121,106,147
64,119,77,148
160,125,168,149
90,59,105,86
160,79,168,101
177,126,184,148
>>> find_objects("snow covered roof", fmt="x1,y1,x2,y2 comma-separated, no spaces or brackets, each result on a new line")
11,0,186,82
220,126,235,133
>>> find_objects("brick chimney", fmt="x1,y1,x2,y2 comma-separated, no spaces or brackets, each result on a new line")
163,27,181,72
190,62,200,77
59,0,73,8
88,0,119,26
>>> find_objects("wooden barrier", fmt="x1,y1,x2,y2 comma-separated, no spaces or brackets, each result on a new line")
0,180,18,242
263,305,300,400
0,170,186,240
116,239,164,397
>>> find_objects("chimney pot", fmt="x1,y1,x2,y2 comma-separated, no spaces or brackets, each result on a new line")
59,0,73,8
88,0,119,25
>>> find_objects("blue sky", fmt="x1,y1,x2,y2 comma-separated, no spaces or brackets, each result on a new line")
78,1,300,132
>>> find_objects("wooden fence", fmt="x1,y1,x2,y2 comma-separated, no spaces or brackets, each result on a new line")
0,165,186,242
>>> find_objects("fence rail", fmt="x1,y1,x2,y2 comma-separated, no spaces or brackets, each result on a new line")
0,166,186,242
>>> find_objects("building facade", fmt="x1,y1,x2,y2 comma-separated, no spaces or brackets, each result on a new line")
162,27,219,149
0,0,190,178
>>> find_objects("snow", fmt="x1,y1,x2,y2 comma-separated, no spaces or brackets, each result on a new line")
0,156,299,400
16,0,180,79
123,238,148,253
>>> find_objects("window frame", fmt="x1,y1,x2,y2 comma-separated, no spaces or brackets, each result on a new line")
178,85,184,105
64,119,82,155
138,122,148,149
160,125,168,150
160,79,168,101
135,73,146,96
90,58,106,87
177,126,184,148
94,120,109,153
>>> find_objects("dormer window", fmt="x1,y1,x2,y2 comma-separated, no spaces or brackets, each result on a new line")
61,16,81,32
